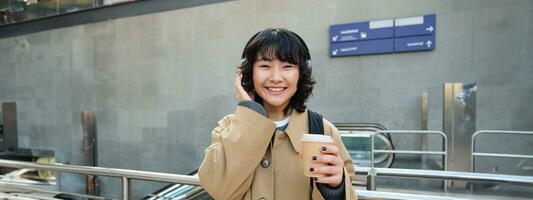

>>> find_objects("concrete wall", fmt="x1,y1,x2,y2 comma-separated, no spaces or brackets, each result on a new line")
0,0,532,198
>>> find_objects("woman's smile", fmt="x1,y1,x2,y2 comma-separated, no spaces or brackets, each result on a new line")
265,86,288,94
253,57,299,112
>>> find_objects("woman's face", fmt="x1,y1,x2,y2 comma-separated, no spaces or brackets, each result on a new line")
253,56,299,112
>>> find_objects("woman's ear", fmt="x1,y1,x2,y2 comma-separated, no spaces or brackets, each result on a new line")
248,91,255,101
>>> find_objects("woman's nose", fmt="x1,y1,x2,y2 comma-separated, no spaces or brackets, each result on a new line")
268,66,283,82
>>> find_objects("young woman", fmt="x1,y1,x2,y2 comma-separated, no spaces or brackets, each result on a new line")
199,28,357,200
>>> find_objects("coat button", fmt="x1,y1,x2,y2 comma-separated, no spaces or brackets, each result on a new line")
260,159,270,168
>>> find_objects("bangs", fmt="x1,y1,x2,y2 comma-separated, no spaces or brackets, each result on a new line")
245,29,307,65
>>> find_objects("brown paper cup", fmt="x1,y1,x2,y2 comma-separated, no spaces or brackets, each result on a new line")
301,134,334,177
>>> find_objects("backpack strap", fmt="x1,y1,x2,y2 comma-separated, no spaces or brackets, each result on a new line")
308,110,324,135
307,109,324,199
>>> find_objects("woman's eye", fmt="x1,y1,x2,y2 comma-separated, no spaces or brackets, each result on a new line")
259,65,270,69
284,65,296,69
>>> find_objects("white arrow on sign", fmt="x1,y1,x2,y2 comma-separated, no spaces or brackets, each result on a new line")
426,40,432,48
360,32,367,39
426,26,434,32
332,49,338,55
332,35,338,41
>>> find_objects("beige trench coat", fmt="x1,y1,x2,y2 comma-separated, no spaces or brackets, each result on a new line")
199,106,357,199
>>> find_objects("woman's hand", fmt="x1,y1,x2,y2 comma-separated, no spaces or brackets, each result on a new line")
311,145,344,188
235,70,253,102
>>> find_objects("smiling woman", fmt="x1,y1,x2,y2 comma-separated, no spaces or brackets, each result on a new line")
239,28,316,118
198,28,357,200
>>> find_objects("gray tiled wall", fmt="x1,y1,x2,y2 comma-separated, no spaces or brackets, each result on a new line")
0,0,532,198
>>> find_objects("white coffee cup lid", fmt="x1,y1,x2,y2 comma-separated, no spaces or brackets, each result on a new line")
300,134,334,142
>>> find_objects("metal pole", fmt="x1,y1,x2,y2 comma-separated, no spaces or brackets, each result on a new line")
421,92,428,169
371,133,375,168
367,168,377,191
443,133,448,192
123,176,131,200
82,111,98,195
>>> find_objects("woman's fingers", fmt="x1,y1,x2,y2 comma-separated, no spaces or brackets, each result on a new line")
313,154,343,166
310,165,343,175
310,165,343,187
309,145,344,187
234,70,251,101
314,174,343,186
320,145,339,156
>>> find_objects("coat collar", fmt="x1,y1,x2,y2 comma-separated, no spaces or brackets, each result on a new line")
284,109,309,153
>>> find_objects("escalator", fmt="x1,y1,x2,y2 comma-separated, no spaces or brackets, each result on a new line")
335,123,395,168
143,170,212,200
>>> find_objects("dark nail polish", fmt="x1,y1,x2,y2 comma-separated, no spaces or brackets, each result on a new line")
322,146,327,151
312,155,317,160
313,177,318,181
310,167,314,172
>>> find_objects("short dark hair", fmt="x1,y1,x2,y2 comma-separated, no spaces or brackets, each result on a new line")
238,28,316,114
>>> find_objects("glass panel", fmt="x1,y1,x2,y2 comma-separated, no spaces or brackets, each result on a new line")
58,0,95,14
0,0,139,26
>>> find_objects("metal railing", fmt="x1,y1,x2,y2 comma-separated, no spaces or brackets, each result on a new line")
367,130,447,190
357,190,469,200
0,159,399,200
4,158,533,200
371,130,447,170
471,130,533,173
0,159,199,200
355,166,533,187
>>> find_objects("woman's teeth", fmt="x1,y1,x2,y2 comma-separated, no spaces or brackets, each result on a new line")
267,87,285,92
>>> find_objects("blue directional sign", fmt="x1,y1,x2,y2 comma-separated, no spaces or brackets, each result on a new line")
394,15,436,37
394,35,435,52
329,14,436,57
330,39,393,57
330,19,394,43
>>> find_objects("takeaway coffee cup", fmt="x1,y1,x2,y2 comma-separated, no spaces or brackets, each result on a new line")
301,134,334,177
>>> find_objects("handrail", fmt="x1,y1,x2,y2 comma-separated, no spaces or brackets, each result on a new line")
357,190,470,200
0,159,200,185
371,130,447,170
366,130,447,190
333,122,388,131
8,157,527,200
471,130,533,172
354,166,533,186
0,181,105,200
0,159,199,200
3,158,482,200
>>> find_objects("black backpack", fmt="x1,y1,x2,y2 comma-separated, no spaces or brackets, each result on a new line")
307,110,324,199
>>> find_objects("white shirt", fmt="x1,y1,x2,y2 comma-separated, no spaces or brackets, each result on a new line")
273,116,290,128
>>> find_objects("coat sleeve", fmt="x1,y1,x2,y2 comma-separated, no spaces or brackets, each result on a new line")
312,119,357,200
198,106,276,199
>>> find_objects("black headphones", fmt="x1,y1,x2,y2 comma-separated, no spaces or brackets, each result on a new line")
240,28,312,68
